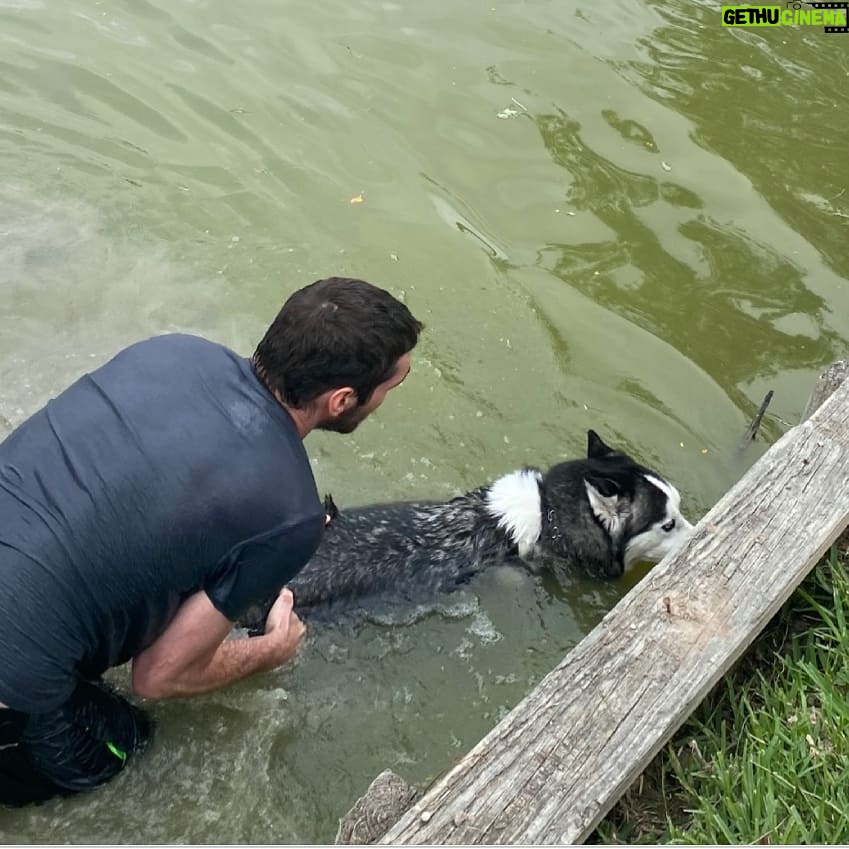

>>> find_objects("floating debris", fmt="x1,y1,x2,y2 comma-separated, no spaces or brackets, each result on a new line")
497,96,529,119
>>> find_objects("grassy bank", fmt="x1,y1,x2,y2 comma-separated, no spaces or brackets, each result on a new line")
593,531,849,844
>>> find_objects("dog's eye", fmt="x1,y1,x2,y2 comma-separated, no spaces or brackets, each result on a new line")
662,519,676,532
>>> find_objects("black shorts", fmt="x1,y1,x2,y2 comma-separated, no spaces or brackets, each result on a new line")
0,679,153,806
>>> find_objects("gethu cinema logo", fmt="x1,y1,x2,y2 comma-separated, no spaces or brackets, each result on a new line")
722,2,848,29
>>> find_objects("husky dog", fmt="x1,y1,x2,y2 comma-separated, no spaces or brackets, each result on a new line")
238,430,693,630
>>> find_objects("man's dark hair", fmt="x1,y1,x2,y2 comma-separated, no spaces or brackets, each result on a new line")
253,277,424,408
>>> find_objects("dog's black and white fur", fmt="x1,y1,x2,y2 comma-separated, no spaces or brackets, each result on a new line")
238,430,693,630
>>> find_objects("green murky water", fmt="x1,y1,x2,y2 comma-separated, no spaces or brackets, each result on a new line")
1,0,847,842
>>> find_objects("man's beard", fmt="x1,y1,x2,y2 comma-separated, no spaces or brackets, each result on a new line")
315,405,368,434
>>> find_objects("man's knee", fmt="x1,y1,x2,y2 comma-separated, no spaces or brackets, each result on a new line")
1,680,153,805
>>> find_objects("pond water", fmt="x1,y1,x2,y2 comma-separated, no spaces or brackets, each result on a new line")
1,0,847,842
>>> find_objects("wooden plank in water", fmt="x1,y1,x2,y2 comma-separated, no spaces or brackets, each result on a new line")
379,375,849,845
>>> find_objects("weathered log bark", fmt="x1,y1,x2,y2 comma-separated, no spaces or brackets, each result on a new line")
802,359,849,420
336,770,420,844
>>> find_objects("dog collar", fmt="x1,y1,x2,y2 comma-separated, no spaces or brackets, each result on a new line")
546,507,562,544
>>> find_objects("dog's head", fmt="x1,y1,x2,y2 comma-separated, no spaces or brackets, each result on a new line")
540,430,694,580
583,430,693,569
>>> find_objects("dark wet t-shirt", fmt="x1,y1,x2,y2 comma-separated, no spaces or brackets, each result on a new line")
0,334,324,714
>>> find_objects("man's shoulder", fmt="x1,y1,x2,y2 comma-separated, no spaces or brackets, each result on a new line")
106,333,243,377
128,333,232,357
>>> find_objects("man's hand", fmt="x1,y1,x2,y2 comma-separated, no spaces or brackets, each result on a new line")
264,587,306,663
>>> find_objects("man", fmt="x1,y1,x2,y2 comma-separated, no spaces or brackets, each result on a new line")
0,276,423,805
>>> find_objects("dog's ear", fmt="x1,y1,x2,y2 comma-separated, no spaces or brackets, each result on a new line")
584,476,628,536
587,429,615,459
323,493,339,520
586,474,619,497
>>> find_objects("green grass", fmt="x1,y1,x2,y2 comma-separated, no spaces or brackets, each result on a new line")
593,534,849,845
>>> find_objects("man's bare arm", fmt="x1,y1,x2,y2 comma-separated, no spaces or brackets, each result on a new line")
131,588,305,699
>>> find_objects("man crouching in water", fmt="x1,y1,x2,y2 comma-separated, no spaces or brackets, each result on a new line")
0,277,423,805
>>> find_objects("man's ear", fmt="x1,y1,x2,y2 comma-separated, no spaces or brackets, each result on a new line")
587,429,615,459
326,387,357,417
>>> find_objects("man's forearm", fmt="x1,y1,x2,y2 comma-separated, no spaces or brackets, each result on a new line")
131,589,302,700
135,632,295,699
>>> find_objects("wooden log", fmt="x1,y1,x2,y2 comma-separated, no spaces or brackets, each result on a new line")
377,370,849,844
336,770,421,844
802,359,849,420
